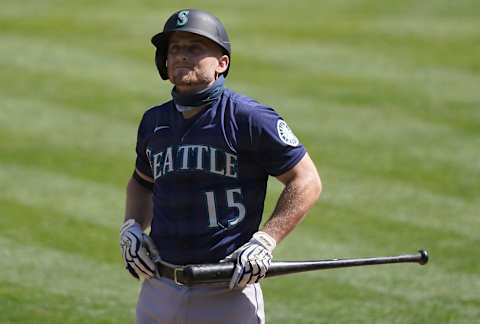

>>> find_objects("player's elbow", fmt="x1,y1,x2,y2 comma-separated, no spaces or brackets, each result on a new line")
298,158,322,203
302,154,322,202
310,172,322,203
300,166,322,204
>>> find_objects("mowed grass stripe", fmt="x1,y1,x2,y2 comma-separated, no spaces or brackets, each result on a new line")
3,76,478,182
237,38,480,92
0,1,176,42
360,16,480,38
269,102,479,203
0,281,132,324
0,238,135,298
2,33,478,136
0,35,162,97
266,257,480,321
3,39,475,210
266,232,479,322
2,144,471,252
282,202,478,263
231,60,480,135
0,63,157,122
0,131,130,186
265,272,478,324
264,175,477,276
0,97,137,156
230,65,479,137
0,163,123,228
276,200,478,281
0,156,472,318
0,199,118,264
0,237,137,322
267,228,478,322
3,31,478,132
268,167,477,237
320,169,479,236
3,69,477,194
4,66,475,204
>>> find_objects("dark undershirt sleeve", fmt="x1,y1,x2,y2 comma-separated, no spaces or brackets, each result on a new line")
132,170,154,191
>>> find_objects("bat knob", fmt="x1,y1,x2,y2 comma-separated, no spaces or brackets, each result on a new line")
418,249,429,265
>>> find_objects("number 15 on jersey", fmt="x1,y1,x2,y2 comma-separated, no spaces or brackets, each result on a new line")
204,188,245,229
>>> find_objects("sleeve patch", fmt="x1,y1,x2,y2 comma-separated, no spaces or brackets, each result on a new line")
276,119,299,147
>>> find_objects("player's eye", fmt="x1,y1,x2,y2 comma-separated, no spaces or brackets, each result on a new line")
169,44,180,54
189,44,203,54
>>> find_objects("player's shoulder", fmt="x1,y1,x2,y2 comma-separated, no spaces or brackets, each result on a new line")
223,88,276,118
137,100,173,135
142,100,173,120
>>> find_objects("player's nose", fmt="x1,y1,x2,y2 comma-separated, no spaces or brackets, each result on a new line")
172,50,189,62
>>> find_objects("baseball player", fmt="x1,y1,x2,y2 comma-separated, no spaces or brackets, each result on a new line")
120,9,322,324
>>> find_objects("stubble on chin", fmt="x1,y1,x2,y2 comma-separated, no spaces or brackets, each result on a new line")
174,76,192,86
169,69,190,85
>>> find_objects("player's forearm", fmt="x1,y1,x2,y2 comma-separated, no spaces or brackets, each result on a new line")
262,155,322,243
124,177,154,230
262,177,321,243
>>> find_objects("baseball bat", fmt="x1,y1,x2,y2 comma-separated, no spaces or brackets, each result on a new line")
181,250,428,285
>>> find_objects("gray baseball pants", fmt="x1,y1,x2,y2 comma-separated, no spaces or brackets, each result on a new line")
136,276,265,324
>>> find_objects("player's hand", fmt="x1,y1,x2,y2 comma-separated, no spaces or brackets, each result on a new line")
120,219,160,280
222,231,276,289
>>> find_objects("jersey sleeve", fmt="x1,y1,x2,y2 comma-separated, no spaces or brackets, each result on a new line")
248,105,306,176
135,113,154,179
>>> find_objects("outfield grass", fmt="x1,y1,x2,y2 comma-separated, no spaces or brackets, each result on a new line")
1,0,479,323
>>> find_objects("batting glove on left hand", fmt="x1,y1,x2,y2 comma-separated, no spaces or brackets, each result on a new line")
222,231,276,289
120,219,159,280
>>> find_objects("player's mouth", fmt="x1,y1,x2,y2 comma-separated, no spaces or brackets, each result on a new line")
174,65,193,70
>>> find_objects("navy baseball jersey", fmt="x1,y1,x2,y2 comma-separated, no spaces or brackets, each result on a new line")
135,88,306,265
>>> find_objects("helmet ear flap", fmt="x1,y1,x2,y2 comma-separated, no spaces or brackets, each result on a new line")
155,48,169,80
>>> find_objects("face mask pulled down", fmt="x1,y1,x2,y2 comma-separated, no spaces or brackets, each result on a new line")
171,76,225,112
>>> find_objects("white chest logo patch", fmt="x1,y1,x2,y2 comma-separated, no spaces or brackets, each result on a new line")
276,119,299,147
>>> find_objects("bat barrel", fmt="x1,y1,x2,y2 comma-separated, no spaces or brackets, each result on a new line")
182,263,234,285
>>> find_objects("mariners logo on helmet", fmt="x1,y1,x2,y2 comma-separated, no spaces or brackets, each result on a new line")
176,10,190,26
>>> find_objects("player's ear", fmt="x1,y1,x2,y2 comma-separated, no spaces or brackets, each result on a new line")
216,55,229,74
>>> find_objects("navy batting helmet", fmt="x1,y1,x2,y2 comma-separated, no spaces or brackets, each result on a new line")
151,9,231,80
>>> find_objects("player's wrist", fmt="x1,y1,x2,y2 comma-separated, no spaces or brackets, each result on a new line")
120,219,143,236
252,231,276,253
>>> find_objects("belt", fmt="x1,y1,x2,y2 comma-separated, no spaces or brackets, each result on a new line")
155,260,187,285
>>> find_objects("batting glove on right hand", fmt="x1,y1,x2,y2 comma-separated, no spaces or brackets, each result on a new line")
223,231,276,289
120,219,159,280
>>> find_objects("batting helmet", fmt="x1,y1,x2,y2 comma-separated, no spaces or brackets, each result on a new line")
151,9,231,80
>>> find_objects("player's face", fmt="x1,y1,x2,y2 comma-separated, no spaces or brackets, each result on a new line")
167,32,229,92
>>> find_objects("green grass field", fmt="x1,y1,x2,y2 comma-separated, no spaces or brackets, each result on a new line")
1,0,479,323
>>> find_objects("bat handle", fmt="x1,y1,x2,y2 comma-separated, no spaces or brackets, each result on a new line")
418,249,429,265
